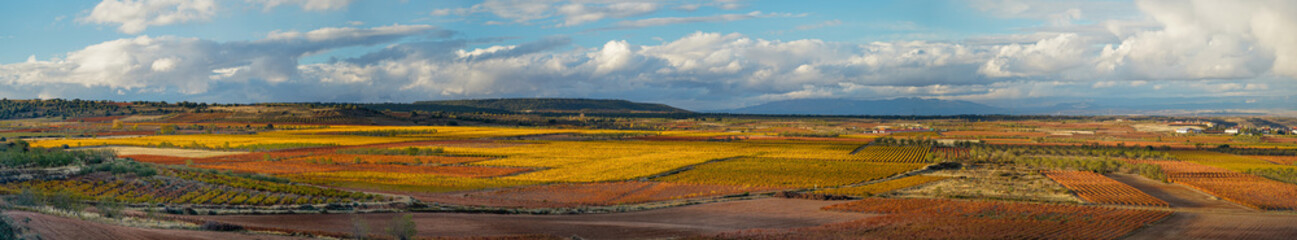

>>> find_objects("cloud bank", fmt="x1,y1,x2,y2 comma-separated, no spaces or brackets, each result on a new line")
6,0,1296,110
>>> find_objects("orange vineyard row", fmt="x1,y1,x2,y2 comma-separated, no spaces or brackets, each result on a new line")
1042,170,1168,207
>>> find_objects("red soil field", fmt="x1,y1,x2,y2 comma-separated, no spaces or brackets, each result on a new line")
1126,212,1297,240
90,131,155,136
202,161,530,177
68,115,128,123
417,182,781,208
4,210,308,240
290,154,491,165
188,198,871,239
164,113,234,123
702,198,1170,240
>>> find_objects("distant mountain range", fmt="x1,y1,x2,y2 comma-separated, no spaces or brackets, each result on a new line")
715,97,1297,116
404,98,691,114
719,98,1005,115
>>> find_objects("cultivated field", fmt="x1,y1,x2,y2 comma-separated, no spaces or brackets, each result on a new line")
5,111,1297,239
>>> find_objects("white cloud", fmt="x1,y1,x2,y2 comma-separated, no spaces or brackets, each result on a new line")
0,25,444,96
1096,0,1297,80
980,33,1088,78
434,0,750,27
247,0,353,12
9,0,1297,109
599,11,795,31
81,0,218,34
556,2,658,27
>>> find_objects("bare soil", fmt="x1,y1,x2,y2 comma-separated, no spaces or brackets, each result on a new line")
1125,212,1297,240
1110,173,1297,239
191,198,872,240
4,210,306,240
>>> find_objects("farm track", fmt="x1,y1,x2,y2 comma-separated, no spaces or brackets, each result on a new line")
1100,173,1297,239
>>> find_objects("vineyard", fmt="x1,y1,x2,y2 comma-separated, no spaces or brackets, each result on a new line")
283,171,537,193
656,157,925,188
1128,159,1297,210
1,170,382,206
932,147,969,160
815,175,948,197
421,182,780,208
702,198,1170,239
1041,170,1168,207
851,145,931,163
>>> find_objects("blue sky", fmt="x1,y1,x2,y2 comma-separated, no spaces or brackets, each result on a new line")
1,0,1295,111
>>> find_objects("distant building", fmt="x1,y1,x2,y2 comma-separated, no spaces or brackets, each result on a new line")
1224,128,1240,134
1175,128,1201,134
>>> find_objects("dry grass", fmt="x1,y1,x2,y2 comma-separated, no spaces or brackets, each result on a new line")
892,167,1082,203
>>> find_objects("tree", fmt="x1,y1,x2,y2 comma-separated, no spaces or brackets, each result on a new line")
110,119,123,130
159,125,177,135
351,214,370,240
387,214,417,240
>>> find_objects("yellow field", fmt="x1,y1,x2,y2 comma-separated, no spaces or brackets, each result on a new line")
442,140,886,182
852,145,931,163
656,157,925,188
451,141,747,182
29,126,646,149
31,125,924,192
31,132,409,149
1170,150,1297,172
815,175,948,197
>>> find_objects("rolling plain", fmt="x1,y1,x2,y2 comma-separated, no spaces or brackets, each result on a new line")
2,99,1297,239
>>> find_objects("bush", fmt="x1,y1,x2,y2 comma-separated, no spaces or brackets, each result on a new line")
83,160,158,177
0,147,114,168
387,214,417,240
97,198,126,219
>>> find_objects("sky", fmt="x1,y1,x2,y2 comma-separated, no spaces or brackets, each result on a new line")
0,0,1295,111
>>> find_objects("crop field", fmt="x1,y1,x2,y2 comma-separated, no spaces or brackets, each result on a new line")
932,147,969,159
1253,155,1297,165
201,161,531,177
1,171,382,206
705,198,1171,239
421,182,781,208
657,157,925,188
287,154,492,165
1128,160,1297,210
27,126,638,150
11,108,1297,240
814,175,948,197
284,171,538,193
1042,170,1168,207
851,145,930,163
